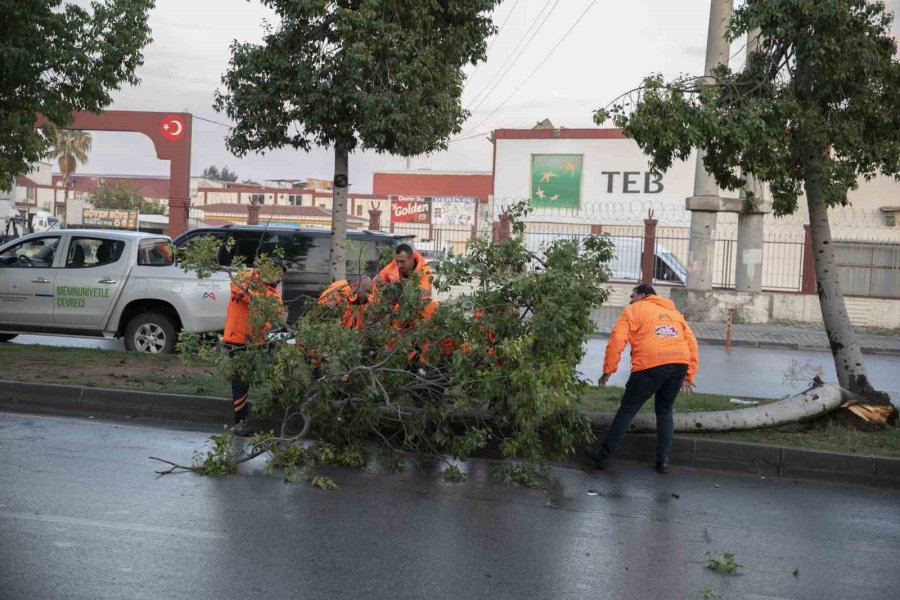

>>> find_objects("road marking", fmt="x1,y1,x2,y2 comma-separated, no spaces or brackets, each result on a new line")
0,510,226,540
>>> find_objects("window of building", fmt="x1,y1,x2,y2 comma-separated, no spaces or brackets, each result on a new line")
249,193,265,205
356,205,363,216
287,195,303,206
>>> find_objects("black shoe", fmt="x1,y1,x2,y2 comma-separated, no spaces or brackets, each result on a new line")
585,448,610,470
655,461,670,474
232,420,257,437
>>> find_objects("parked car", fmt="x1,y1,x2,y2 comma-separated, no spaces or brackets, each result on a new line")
606,236,687,284
0,230,230,353
173,225,405,322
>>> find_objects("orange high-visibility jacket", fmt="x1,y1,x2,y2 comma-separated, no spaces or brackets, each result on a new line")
318,279,370,330
223,273,283,345
378,251,434,296
603,295,699,382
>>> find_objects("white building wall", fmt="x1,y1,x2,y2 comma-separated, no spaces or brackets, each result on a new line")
492,136,698,213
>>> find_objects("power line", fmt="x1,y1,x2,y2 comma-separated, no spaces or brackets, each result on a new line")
459,0,599,138
448,129,493,143
466,0,563,117
464,0,555,111
468,0,523,82
193,114,233,129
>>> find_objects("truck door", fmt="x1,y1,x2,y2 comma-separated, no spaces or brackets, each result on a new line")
53,235,128,327
0,234,61,325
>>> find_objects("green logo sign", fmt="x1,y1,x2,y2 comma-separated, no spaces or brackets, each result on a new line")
530,154,582,209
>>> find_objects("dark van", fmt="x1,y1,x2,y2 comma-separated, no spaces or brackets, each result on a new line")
174,225,404,322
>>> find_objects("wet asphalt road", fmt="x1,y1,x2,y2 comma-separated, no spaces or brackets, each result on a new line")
1,412,899,600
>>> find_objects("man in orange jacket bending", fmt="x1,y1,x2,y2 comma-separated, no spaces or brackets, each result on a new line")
318,276,375,330
586,284,699,474
223,269,284,436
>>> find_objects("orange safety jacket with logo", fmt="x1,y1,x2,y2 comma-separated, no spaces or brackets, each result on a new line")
378,251,434,297
603,295,699,382
223,272,283,345
318,279,372,330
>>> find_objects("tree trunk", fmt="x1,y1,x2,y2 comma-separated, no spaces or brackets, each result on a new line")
329,144,349,282
586,383,849,432
804,160,890,404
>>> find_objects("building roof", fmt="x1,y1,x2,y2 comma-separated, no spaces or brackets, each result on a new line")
492,128,625,140
52,174,171,199
15,175,41,187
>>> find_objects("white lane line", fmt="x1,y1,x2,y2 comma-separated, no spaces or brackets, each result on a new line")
0,510,226,540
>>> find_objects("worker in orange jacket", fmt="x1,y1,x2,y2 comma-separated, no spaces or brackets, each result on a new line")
223,269,284,436
585,283,699,474
317,276,375,330
376,243,440,363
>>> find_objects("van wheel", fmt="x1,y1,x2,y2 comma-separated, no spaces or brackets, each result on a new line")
124,312,177,354
0,334,17,343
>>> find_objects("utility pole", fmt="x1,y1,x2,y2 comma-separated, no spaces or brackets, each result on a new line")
685,0,733,293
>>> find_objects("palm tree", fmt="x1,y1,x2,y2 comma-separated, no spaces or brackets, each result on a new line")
49,129,92,219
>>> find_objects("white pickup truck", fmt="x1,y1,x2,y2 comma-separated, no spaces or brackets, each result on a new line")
0,229,230,353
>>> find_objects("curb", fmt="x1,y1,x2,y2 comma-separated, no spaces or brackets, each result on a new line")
2,379,898,489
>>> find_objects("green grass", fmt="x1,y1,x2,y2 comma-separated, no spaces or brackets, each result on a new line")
699,420,900,457
577,385,769,413
0,343,229,397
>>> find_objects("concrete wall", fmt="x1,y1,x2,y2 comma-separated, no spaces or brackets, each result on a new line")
666,286,900,329
770,293,900,329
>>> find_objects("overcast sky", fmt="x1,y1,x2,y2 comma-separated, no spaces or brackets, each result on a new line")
76,0,900,193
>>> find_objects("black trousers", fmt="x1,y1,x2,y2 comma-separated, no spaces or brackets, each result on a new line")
597,363,688,464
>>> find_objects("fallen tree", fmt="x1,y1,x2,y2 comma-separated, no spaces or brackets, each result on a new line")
586,383,852,433
175,203,616,485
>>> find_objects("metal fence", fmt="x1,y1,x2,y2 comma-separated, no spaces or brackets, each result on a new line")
833,241,900,297
391,215,899,299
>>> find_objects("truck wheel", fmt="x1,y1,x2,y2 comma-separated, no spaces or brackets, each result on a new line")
0,334,17,343
124,312,177,354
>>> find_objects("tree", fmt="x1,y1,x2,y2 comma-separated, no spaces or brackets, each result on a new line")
199,165,239,182
173,204,613,485
48,129,93,218
594,0,899,403
0,0,153,190
89,181,166,215
215,0,499,281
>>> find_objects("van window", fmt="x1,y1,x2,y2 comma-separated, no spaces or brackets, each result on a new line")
281,233,328,272
346,241,382,276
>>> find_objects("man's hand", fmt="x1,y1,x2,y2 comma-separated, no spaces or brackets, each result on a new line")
598,373,611,387
681,380,695,395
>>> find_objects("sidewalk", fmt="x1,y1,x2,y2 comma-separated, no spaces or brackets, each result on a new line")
591,306,900,355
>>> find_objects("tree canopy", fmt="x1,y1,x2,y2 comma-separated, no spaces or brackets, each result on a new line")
214,0,500,281
0,0,154,190
594,0,899,401
215,0,499,157
595,0,900,216
89,181,166,215
199,165,239,182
